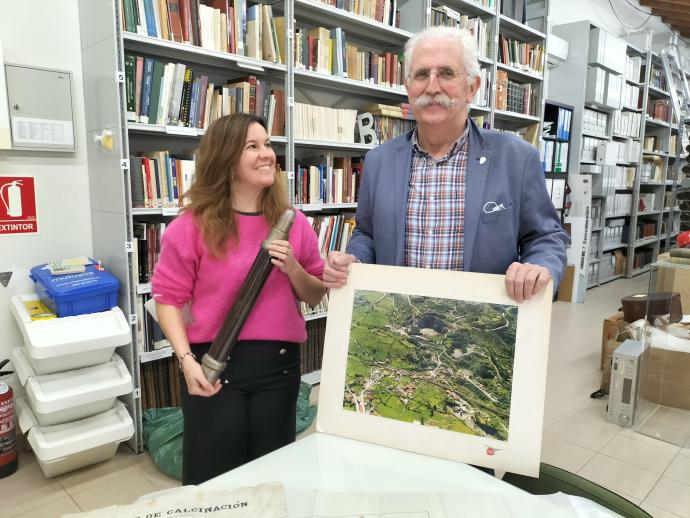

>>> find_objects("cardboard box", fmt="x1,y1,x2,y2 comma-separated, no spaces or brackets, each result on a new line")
601,313,630,369
655,255,690,313
640,347,690,410
557,265,575,302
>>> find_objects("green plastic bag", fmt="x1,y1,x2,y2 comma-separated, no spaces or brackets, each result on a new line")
296,381,317,434
143,382,317,480
143,407,183,480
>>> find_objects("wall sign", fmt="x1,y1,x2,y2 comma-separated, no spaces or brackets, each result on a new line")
0,176,38,235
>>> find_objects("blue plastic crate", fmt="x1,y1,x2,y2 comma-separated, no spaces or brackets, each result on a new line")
30,261,120,317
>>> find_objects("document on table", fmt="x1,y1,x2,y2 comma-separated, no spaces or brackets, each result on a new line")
287,488,586,518
61,483,289,518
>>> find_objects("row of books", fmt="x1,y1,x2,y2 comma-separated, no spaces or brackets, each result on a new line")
429,9,492,59
495,123,539,146
647,65,669,92
540,140,568,173
295,26,406,89
582,108,607,136
617,139,640,164
545,106,571,140
647,99,671,123
140,356,182,410
622,83,641,109
130,153,196,209
474,68,491,107
308,213,357,257
358,113,416,145
496,72,537,116
643,135,661,152
133,221,165,284
632,249,654,270
498,34,544,74
121,0,285,62
134,293,170,353
544,178,565,209
292,157,363,205
301,318,326,376
604,166,635,191
138,314,327,406
625,55,643,83
124,56,286,134
604,193,632,217
294,103,358,143
311,0,400,28
641,157,664,183
612,110,641,138
301,295,328,320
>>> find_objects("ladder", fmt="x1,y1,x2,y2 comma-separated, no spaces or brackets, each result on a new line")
660,38,690,244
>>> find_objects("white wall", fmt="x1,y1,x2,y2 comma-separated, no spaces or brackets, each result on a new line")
550,0,690,58
0,0,92,380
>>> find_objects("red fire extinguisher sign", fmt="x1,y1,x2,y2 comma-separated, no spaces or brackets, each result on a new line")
0,176,38,235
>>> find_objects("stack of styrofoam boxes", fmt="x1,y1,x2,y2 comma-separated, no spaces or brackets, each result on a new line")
10,294,134,478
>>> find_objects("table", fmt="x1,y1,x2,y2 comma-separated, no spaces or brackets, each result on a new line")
203,433,582,517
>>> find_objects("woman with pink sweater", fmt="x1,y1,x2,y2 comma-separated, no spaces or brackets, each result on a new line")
152,113,326,485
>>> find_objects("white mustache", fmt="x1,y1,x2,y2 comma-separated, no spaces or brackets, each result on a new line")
413,94,457,108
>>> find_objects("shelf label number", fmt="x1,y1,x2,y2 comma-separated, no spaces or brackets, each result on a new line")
125,241,133,253
129,313,138,325
120,158,130,170
116,71,125,83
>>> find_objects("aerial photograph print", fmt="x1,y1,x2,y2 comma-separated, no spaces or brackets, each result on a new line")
343,289,517,441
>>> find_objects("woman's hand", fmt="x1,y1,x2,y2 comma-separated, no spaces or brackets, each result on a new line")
181,356,222,397
267,240,300,277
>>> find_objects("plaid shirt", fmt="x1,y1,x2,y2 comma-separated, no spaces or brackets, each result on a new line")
405,125,469,270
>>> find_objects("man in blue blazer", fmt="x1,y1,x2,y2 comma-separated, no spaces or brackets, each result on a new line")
323,26,568,302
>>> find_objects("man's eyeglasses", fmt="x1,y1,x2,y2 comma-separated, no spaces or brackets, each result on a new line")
408,68,464,84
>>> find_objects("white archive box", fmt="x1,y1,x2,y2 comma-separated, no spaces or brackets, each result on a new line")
11,347,133,426
10,294,131,374
16,399,134,478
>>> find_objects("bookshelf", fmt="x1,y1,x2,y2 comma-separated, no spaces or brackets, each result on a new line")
541,100,572,220
76,0,551,451
624,50,671,276
549,21,650,290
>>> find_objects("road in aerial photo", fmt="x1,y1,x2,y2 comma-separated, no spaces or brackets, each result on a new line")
343,290,517,441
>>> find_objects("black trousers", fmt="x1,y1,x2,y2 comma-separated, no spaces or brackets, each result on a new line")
181,340,301,485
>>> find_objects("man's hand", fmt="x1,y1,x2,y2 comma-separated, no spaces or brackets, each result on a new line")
504,262,551,303
323,251,358,289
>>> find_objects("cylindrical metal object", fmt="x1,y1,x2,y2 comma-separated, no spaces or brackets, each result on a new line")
0,383,18,479
201,209,296,384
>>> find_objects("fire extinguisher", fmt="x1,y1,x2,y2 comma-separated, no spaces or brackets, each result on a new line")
0,180,23,218
0,358,17,479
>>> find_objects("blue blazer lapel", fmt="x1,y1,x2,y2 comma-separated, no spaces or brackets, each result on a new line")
463,120,492,271
394,131,414,265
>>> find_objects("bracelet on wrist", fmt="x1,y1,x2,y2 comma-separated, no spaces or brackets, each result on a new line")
177,351,197,371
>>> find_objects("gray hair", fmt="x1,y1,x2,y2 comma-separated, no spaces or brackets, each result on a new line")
404,26,480,86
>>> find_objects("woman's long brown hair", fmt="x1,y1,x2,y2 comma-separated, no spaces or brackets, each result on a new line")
180,113,289,258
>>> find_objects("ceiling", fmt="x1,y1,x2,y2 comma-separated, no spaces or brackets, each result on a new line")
639,0,690,37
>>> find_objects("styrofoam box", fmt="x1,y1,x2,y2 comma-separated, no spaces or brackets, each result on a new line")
10,294,131,374
16,399,134,478
12,347,133,426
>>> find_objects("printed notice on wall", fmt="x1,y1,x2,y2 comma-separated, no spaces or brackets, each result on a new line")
10,116,74,147
0,39,10,149
0,176,38,235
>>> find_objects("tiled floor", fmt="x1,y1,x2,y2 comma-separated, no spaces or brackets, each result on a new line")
4,274,690,517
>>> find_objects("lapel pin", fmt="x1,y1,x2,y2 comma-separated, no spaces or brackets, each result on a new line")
479,156,486,165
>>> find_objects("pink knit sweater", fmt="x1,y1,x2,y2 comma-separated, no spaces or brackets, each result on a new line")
151,210,324,344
